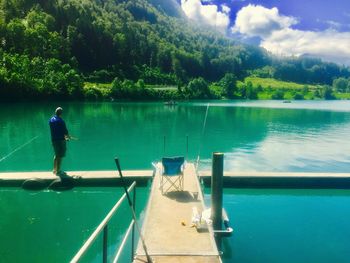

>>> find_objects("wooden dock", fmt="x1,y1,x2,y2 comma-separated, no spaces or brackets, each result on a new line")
133,163,221,263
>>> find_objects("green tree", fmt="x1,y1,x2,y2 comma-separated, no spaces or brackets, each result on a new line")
185,77,210,99
302,85,309,95
293,92,304,100
321,85,335,100
218,73,237,98
246,84,257,99
111,77,126,98
333,78,348,92
271,89,284,100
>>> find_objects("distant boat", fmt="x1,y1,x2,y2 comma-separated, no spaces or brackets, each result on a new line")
283,100,291,103
164,100,177,106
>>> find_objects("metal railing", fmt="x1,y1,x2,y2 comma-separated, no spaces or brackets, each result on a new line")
71,182,137,263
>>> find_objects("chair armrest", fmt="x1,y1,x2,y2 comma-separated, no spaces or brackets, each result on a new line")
151,162,158,169
180,161,186,173
152,162,162,176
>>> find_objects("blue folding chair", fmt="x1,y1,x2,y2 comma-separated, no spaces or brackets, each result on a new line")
160,156,185,194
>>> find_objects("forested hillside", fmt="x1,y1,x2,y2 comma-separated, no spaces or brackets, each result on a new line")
0,0,349,101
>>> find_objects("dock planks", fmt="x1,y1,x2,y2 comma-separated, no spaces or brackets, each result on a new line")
133,163,221,263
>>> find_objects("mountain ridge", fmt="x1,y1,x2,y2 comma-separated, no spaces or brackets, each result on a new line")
148,0,185,18
0,0,349,101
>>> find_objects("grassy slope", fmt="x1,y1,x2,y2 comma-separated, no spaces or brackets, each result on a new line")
243,76,319,90
240,76,318,100
241,76,350,100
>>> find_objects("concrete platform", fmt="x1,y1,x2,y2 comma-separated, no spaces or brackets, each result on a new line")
134,163,221,263
0,170,153,187
199,171,350,188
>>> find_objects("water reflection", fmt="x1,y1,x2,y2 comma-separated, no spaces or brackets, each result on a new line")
1,101,350,172
199,104,350,172
223,122,350,172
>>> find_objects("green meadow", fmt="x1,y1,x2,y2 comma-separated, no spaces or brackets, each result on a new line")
238,77,350,100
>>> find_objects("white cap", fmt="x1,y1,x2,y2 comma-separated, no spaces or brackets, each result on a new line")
55,107,63,115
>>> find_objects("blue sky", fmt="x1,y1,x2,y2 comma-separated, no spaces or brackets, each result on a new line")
178,0,350,65
221,0,350,32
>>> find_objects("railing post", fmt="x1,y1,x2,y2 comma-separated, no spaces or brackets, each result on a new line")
131,186,136,262
211,152,223,230
103,225,108,263
211,152,223,250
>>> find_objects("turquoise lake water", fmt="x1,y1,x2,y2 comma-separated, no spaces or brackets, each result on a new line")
204,188,350,263
1,100,350,262
1,100,350,172
0,186,149,262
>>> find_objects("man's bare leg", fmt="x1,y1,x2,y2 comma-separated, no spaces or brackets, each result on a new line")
57,156,62,174
53,156,62,175
53,156,57,174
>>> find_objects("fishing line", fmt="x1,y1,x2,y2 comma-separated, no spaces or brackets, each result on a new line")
0,135,39,163
163,104,179,156
196,103,210,168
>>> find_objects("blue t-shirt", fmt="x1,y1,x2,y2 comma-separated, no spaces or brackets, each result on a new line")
49,115,68,141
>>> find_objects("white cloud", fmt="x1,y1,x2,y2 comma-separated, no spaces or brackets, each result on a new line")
262,28,350,65
222,4,231,14
181,0,230,33
232,4,297,37
325,20,342,30
232,4,350,65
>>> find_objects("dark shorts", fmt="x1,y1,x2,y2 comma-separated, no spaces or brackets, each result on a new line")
52,140,66,157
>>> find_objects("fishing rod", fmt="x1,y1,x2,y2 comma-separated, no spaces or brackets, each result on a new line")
67,135,79,141
0,135,39,163
196,103,210,168
114,158,153,263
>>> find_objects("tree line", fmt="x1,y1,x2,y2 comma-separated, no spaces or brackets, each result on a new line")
0,0,349,101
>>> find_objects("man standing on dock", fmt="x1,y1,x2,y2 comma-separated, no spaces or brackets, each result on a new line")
49,107,70,176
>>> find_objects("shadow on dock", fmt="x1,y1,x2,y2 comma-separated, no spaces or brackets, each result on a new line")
164,191,201,203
